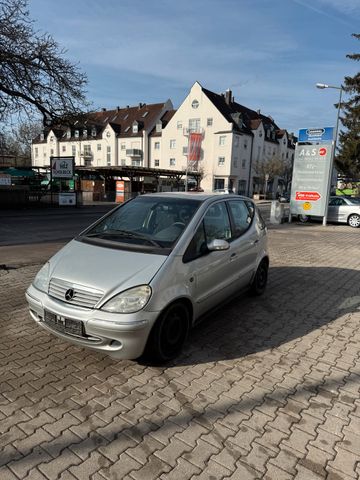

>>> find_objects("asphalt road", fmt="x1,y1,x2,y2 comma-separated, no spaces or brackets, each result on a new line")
0,205,115,247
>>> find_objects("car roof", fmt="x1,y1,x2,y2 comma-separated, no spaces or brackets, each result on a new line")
141,192,252,202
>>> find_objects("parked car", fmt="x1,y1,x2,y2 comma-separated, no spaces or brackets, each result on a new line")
213,188,235,194
298,196,360,228
26,193,269,362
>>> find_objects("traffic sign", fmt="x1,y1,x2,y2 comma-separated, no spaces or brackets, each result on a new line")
298,127,334,143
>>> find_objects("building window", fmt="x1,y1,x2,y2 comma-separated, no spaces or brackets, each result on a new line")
189,118,200,132
121,143,126,150
50,148,54,155
169,158,176,166
154,159,160,167
156,122,162,133
244,140,248,149
40,133,45,141
214,178,225,190
242,159,246,168
121,159,126,166
50,136,54,142
83,129,87,138
191,99,199,109
207,118,213,127
83,145,91,157
170,139,176,149
91,128,97,137
74,130,79,138
218,157,225,166
97,144,101,151
177,121,182,129
219,136,226,146
233,158,238,168
133,123,138,133
234,137,239,147
106,146,111,165
66,130,71,139
132,159,141,166
154,142,160,150
62,145,66,152
72,146,76,156
35,147,38,158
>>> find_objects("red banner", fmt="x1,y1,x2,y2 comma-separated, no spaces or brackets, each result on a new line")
188,133,202,162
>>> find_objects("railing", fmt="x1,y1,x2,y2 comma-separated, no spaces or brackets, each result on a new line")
126,149,142,157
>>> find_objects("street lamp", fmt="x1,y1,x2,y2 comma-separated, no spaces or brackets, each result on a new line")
316,82,344,226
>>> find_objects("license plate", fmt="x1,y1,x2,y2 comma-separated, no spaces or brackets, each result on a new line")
44,311,84,337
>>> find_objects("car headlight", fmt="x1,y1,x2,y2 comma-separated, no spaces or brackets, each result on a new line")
33,263,50,293
101,285,152,313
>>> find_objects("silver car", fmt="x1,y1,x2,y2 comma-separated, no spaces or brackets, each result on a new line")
26,193,268,362
299,196,360,228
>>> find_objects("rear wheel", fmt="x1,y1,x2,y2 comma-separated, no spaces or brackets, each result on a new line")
348,213,360,228
146,302,190,363
250,259,269,296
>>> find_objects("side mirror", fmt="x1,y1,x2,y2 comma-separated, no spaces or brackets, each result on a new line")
207,239,230,251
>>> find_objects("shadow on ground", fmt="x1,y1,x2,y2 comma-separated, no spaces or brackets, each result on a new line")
162,265,360,367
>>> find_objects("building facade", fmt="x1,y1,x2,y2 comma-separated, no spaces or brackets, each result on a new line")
32,82,296,197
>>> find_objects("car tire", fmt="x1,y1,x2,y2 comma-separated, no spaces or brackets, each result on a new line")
298,214,309,223
348,213,360,228
250,259,269,296
145,302,190,363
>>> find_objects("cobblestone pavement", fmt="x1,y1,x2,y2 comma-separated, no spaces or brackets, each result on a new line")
1,223,360,480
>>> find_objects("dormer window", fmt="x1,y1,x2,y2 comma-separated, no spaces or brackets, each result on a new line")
40,133,44,141
156,122,162,133
75,130,79,138
132,122,138,133
66,129,71,139
91,128,97,137
83,129,87,138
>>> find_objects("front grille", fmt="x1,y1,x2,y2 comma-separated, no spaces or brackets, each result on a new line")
48,278,104,308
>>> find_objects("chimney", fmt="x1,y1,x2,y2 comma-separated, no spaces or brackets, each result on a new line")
225,89,232,105
102,108,107,112
138,102,143,109
257,109,261,115
116,106,120,111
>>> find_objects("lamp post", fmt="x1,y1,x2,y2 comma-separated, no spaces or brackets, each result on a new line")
316,83,343,226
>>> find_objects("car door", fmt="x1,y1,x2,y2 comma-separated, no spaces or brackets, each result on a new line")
328,197,346,223
182,201,239,317
227,199,260,289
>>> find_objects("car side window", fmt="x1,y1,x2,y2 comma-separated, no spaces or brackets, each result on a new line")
329,198,346,206
203,202,232,242
228,200,252,237
183,202,231,263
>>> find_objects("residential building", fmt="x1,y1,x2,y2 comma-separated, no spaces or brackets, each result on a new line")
31,82,295,197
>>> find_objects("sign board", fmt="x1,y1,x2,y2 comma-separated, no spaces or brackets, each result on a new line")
298,127,334,143
290,144,333,216
0,174,11,186
51,157,74,178
116,180,125,203
59,192,76,206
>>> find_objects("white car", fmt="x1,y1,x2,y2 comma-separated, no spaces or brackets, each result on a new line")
26,193,268,362
299,196,360,228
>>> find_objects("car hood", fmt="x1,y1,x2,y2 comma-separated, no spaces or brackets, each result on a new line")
48,239,167,300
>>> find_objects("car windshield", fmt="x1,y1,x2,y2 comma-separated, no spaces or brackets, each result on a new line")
82,195,201,249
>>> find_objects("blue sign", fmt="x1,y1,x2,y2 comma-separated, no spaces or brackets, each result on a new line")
298,127,334,143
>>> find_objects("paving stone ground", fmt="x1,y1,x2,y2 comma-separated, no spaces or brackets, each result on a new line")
0,222,360,479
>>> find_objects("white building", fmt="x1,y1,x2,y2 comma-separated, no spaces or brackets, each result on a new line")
32,82,295,197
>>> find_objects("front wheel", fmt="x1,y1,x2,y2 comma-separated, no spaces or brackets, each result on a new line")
145,302,190,363
250,259,269,296
348,213,360,228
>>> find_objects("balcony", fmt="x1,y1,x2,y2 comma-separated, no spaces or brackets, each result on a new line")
126,149,142,158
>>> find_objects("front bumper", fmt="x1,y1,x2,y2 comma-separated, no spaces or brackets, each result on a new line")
26,284,158,359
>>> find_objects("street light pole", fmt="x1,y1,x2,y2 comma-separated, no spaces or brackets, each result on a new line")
315,83,343,226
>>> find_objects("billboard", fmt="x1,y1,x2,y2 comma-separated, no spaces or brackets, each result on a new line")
290,144,333,217
51,157,74,179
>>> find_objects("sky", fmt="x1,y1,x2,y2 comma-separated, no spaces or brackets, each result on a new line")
28,0,360,134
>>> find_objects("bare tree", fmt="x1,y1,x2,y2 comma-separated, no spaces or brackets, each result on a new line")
0,0,88,126
254,156,292,194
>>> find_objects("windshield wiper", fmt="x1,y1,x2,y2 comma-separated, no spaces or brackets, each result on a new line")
84,230,163,247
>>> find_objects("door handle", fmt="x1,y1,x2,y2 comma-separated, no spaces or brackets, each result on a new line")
230,252,237,261
252,239,259,245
